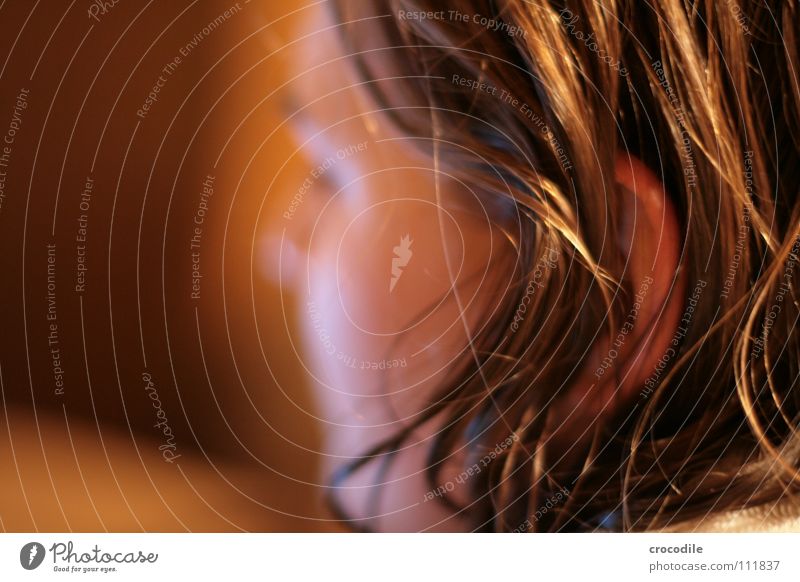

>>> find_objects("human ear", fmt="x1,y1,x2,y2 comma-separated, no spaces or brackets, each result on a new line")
611,152,687,398
546,153,687,451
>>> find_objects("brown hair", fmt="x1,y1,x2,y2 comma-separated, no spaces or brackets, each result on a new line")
329,0,800,531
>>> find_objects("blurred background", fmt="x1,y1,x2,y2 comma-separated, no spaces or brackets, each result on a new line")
0,0,337,531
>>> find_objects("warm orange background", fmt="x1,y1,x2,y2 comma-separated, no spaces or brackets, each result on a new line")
0,0,335,531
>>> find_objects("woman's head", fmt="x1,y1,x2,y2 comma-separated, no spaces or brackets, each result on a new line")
278,0,800,531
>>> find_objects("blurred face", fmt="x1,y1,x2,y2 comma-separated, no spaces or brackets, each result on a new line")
261,6,512,529
262,4,684,532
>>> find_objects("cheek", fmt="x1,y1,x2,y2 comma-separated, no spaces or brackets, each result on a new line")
295,203,428,462
299,199,437,400
273,154,513,462
298,191,509,417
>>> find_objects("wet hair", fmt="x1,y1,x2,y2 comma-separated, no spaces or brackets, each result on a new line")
329,0,800,531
